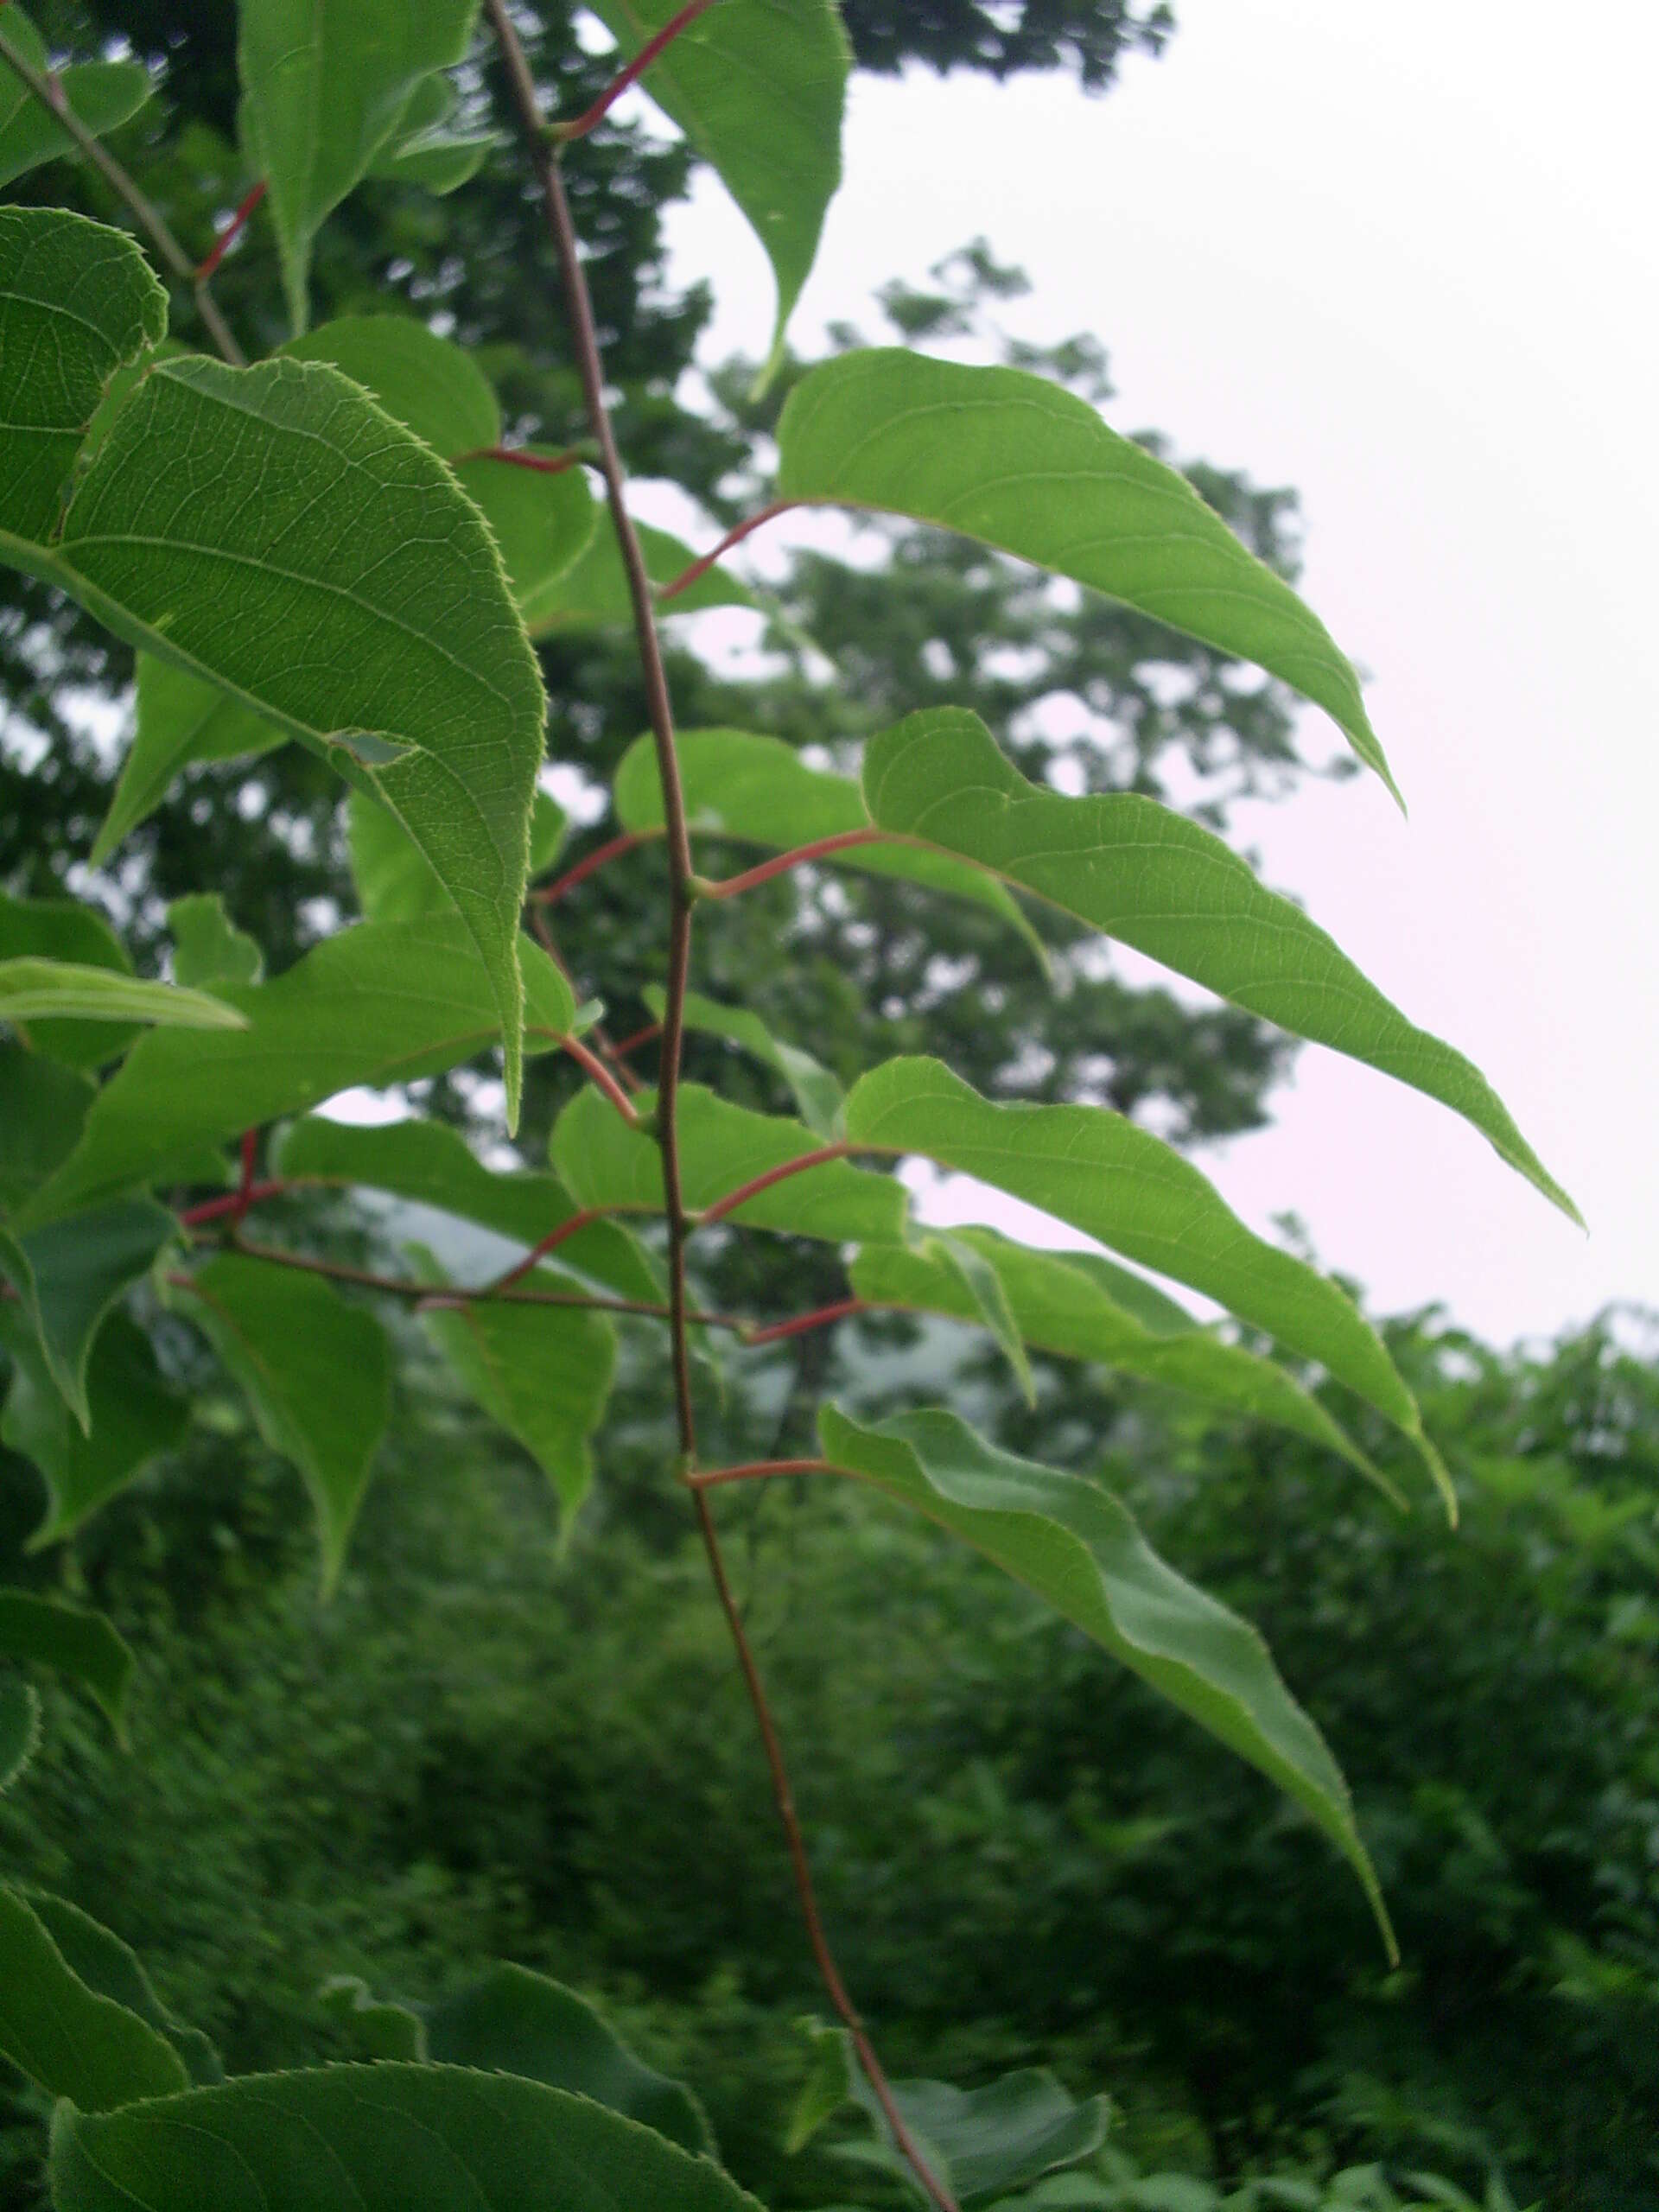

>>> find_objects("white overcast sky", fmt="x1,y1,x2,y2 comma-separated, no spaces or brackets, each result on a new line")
646,0,1658,1349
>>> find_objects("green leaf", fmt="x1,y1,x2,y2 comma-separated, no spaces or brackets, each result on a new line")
530,518,756,634
0,206,163,544
0,1197,175,1429
849,1230,1393,1498
552,1083,907,1247
409,1246,615,1533
0,891,138,1070
0,1590,132,1735
931,1233,1035,1408
351,787,567,925
270,1114,661,1306
317,1974,426,2061
818,1403,1395,1957
34,353,547,1127
166,894,263,990
776,352,1401,800
1,1306,188,1546
454,453,599,628
181,1254,392,1593
0,957,250,1032
842,1058,1450,1511
236,0,481,334
366,73,498,194
861,710,1574,1220
423,1963,716,2159
584,0,848,380
0,1043,94,1213
0,1885,189,2111
614,728,1043,957
0,1673,40,1792
0,11,153,189
643,983,843,1137
23,1892,223,2088
50,2062,766,2211
21,920,575,1229
92,656,286,868
804,2031,1111,2207
281,312,500,454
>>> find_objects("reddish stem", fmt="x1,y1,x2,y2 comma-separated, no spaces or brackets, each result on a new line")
608,1019,664,1059
656,499,802,601
743,1298,867,1347
179,1178,287,1229
552,0,720,142
195,177,267,281
691,1489,961,2212
532,830,655,905
452,443,581,474
697,1143,853,1226
563,1033,640,1124
484,1208,614,1295
696,829,891,900
690,1457,832,1491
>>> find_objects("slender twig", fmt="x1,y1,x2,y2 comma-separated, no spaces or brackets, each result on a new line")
550,0,721,143
482,1207,615,1295
0,23,245,365
607,1019,663,1060
698,1143,854,1227
180,1242,741,1332
689,1457,832,1491
742,1298,867,1347
695,829,892,900
531,830,658,905
657,499,802,601
487,0,700,1459
563,1033,641,1125
691,1488,961,2212
179,1177,288,1229
195,177,266,281
484,17,953,2202
453,443,582,475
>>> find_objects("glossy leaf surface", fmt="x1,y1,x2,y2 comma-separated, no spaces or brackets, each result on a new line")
22,921,575,1227
272,1115,661,1305
849,1230,1389,1493
0,892,137,1070
863,710,1573,1218
0,957,248,1030
0,1591,132,1733
819,1404,1393,1953
644,983,843,1136
46,355,546,1123
0,207,163,543
0,1197,174,1428
410,1248,615,1529
182,1255,392,1592
0,10,153,189
1,1306,188,1546
585,0,848,377
777,350,1399,798
93,657,285,867
0,1045,93,1211
614,728,1041,953
552,1084,906,1246
0,1886,189,2111
367,73,497,194
842,1057,1448,1503
237,0,480,332
50,2062,765,2211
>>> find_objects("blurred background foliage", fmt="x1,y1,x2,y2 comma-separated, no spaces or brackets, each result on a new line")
3,3,1656,2209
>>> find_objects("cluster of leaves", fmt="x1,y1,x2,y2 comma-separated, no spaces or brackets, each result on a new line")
0,3,1586,2208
